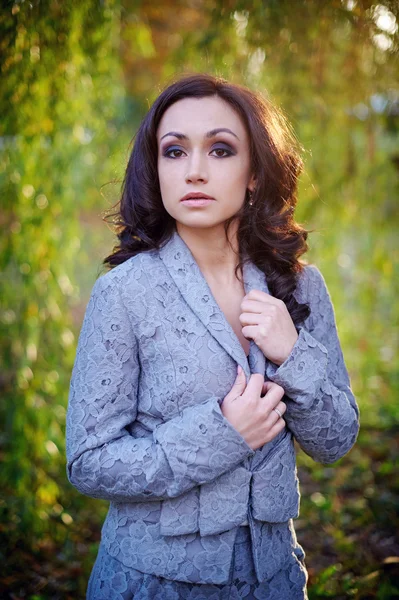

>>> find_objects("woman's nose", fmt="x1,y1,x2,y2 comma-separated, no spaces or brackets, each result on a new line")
185,152,208,184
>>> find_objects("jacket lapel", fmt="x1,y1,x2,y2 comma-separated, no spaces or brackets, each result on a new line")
159,231,269,379
242,261,268,377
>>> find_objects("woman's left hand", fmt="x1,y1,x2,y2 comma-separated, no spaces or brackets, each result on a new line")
239,289,298,366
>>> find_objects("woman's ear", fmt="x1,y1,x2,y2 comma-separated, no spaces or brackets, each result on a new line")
248,174,257,193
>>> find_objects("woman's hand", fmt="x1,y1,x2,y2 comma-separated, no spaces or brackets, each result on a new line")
239,289,298,366
221,368,286,450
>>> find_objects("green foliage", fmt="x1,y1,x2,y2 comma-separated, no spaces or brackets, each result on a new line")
1,0,398,597
0,1,125,596
297,427,399,598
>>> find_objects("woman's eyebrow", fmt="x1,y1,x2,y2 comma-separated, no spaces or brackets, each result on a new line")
160,128,240,141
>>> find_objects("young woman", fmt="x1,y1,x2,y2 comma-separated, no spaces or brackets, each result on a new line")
66,73,360,599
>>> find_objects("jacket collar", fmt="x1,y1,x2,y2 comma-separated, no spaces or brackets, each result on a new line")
159,230,269,379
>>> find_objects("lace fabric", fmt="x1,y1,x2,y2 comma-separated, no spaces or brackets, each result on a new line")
87,526,308,599
66,230,359,587
265,263,360,464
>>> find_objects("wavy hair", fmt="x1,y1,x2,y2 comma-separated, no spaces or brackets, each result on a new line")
104,73,311,327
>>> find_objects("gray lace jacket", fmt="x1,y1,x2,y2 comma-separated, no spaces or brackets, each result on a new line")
66,230,359,585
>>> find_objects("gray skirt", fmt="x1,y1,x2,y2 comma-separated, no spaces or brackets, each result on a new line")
87,526,308,599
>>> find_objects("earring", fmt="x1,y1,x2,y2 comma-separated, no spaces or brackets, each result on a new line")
248,189,254,206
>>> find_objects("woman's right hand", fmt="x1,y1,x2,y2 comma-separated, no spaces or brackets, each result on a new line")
221,366,286,450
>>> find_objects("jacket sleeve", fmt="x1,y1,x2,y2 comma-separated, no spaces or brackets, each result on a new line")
66,274,254,503
265,265,360,464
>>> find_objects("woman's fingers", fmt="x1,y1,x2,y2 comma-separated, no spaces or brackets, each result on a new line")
262,381,285,404
270,401,287,424
222,371,286,449
262,380,280,394
243,372,264,399
267,415,287,439
261,381,286,423
224,366,247,402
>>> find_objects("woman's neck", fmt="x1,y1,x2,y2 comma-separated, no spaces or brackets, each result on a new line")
176,222,241,286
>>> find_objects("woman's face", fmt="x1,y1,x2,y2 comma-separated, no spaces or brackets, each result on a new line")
157,95,256,233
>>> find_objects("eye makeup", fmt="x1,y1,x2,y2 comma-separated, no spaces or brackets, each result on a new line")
161,140,237,159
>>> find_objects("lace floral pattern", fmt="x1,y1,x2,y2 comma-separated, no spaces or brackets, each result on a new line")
87,526,308,599
66,230,359,587
266,264,360,464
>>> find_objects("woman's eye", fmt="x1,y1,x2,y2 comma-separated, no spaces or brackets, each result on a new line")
163,145,234,159
163,147,186,159
211,145,235,158
210,146,233,158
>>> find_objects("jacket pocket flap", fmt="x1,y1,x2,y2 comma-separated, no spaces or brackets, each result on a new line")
249,516,298,581
160,487,199,536
250,432,300,523
199,466,251,536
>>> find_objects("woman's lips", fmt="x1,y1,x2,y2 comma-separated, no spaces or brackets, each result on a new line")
181,198,215,207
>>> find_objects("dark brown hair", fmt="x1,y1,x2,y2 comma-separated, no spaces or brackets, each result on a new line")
104,73,311,327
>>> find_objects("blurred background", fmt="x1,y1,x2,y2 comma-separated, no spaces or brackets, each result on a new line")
1,0,398,598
